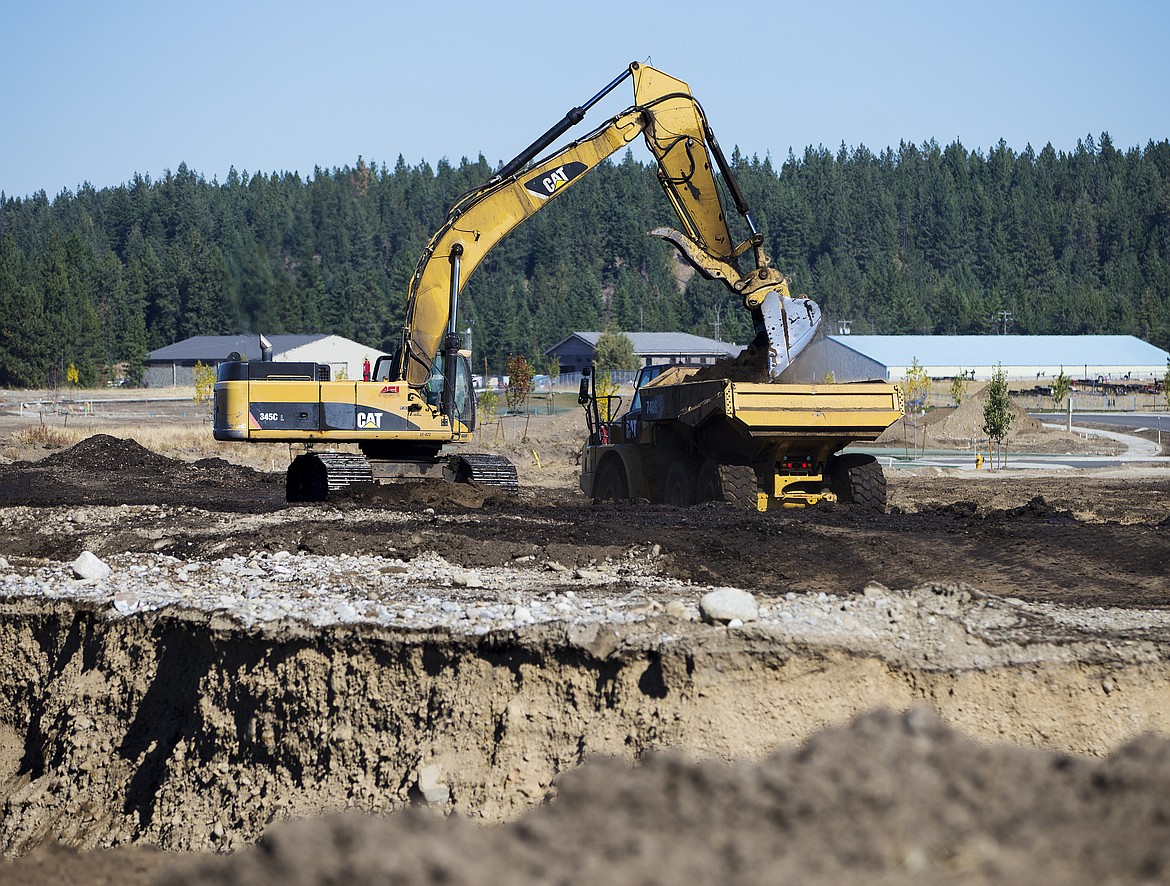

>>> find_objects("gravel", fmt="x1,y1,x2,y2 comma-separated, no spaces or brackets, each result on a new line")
5,548,1170,671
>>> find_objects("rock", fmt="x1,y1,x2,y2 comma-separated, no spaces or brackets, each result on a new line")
664,600,693,620
417,764,450,805
512,605,532,623
573,568,607,582
452,569,483,588
112,589,139,614
862,581,889,598
700,587,759,625
72,551,111,581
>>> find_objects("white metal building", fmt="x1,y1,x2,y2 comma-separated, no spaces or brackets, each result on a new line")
145,334,382,387
790,334,1170,383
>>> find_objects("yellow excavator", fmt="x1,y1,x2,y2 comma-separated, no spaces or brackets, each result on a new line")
213,62,832,501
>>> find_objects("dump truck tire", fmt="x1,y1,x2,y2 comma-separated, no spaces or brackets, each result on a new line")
593,458,628,503
696,460,758,509
663,460,696,506
828,453,886,514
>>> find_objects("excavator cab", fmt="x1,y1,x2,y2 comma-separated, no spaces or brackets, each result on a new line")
451,352,476,431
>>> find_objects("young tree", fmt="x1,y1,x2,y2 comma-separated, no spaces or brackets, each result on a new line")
1163,360,1170,412
543,353,561,382
504,354,534,413
478,388,499,424
595,369,620,421
193,360,216,405
982,364,1015,468
901,357,930,413
949,373,969,406
901,357,930,456
1051,367,1072,411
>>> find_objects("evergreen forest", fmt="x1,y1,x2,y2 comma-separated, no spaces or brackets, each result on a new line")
1,131,1169,388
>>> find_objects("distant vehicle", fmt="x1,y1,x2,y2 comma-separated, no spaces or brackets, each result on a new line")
533,375,552,391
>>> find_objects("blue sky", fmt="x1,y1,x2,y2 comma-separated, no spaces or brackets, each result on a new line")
2,0,1168,199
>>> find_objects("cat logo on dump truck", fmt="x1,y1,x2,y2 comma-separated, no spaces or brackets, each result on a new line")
524,161,588,200
357,411,383,429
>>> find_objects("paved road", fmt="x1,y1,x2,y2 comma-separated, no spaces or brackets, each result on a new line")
853,414,1170,471
1029,411,1170,434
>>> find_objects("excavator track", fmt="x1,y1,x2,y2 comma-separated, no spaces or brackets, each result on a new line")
286,450,518,502
449,452,519,493
287,452,373,502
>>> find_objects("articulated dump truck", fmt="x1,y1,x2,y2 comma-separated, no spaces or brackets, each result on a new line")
579,365,904,513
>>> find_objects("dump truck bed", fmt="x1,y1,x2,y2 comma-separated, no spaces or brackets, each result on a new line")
641,378,904,441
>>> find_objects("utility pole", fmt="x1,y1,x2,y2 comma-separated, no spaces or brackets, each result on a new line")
995,311,1014,335
709,304,724,341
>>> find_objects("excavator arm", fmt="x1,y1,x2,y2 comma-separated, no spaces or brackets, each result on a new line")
398,61,820,389
399,104,645,387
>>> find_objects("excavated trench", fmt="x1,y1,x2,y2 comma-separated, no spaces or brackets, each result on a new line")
3,597,1170,856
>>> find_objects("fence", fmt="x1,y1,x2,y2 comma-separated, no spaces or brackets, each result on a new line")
920,390,1169,413
551,370,640,389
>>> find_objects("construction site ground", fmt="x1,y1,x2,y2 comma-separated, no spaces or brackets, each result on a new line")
1,387,1169,884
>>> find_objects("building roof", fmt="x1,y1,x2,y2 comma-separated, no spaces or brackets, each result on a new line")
829,335,1170,368
548,331,740,356
147,334,329,362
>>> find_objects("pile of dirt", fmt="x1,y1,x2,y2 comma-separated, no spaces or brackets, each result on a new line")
0,434,283,511
933,384,1044,439
876,386,1121,454
689,341,770,383
167,708,1170,885
40,434,179,472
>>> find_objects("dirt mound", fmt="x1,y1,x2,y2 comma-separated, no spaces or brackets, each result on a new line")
934,384,1043,438
40,434,176,472
167,708,1170,885
0,434,283,511
876,385,1122,455
911,494,1077,525
689,341,770,383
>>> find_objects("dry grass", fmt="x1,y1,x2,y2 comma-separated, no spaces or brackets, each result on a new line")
10,424,83,449
114,425,291,471
2,420,292,473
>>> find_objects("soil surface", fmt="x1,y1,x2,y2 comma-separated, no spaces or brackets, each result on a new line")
0,433,1165,608
0,397,1169,884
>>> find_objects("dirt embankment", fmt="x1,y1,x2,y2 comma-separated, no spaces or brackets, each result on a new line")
3,594,1170,867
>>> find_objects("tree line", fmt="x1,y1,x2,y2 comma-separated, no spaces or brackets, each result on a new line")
1,131,1168,388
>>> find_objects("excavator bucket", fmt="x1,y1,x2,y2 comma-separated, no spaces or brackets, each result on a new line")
759,290,822,379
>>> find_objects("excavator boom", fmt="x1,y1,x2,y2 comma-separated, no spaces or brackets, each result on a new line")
399,61,821,387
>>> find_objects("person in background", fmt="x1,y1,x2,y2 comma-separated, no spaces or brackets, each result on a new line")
362,355,371,381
